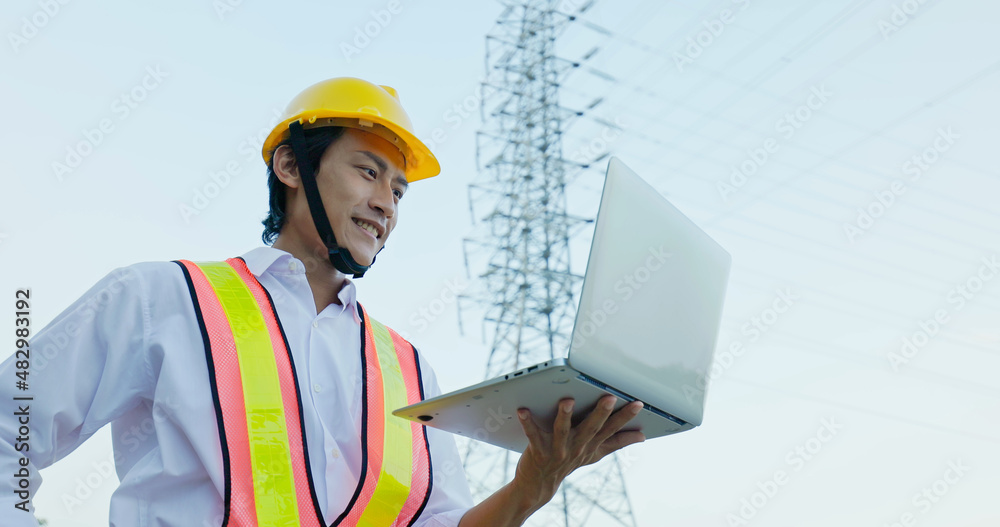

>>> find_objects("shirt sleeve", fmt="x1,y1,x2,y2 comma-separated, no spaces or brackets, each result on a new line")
411,349,475,527
0,266,153,526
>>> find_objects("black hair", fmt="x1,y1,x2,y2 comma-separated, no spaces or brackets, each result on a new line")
261,126,348,245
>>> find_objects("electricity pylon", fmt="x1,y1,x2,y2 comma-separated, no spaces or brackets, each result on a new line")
458,1,639,525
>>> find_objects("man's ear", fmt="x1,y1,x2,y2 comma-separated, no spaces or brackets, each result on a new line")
273,144,300,189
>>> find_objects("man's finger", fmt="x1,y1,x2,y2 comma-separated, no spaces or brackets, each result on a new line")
552,398,574,458
518,408,544,451
573,395,618,448
594,430,646,461
592,400,643,445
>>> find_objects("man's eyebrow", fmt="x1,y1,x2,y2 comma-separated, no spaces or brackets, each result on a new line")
395,174,409,191
358,150,407,190
358,150,388,174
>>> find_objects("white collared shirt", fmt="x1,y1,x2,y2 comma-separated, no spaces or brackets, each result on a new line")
0,247,473,526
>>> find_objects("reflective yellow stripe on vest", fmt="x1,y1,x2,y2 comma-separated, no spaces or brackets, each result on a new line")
197,261,299,526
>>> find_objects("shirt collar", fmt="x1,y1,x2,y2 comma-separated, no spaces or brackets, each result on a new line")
239,246,360,322
240,246,294,277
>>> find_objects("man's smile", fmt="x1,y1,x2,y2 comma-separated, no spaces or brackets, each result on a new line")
352,217,383,239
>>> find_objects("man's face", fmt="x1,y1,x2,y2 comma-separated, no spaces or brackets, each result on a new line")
309,128,408,266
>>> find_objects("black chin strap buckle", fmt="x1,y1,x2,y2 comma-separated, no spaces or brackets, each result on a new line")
325,240,372,279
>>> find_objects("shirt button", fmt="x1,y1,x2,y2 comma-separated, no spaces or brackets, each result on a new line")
313,384,322,393
331,448,340,459
288,261,298,272
312,320,319,328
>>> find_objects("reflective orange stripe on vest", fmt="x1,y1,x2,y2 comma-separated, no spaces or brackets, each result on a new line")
175,257,432,527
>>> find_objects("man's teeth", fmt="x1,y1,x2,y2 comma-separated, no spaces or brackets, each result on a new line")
353,219,378,237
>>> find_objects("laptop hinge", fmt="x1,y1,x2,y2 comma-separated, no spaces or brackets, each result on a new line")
575,373,688,426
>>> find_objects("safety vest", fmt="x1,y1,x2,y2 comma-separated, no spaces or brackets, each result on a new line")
174,257,432,527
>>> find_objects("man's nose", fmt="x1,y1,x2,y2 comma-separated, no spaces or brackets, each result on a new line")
370,179,395,218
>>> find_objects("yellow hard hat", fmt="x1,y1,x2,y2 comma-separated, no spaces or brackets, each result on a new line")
261,77,440,182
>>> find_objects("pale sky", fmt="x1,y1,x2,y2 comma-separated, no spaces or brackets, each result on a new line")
2,1,999,526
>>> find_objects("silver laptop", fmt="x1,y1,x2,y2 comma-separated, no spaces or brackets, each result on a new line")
393,157,732,452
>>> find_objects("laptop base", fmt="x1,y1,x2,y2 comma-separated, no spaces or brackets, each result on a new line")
393,359,694,452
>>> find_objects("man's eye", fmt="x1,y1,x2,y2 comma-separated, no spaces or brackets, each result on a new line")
393,189,404,199
360,166,377,178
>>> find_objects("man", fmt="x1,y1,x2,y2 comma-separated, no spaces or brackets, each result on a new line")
0,77,645,526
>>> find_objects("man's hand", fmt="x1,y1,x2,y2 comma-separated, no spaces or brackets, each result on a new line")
458,395,645,526
512,395,646,510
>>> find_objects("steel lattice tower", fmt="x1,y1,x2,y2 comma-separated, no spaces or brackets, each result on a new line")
458,2,638,525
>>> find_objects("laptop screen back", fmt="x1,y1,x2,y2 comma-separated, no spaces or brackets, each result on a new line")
567,157,731,426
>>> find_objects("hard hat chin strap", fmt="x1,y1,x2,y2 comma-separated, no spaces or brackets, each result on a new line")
287,120,379,278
